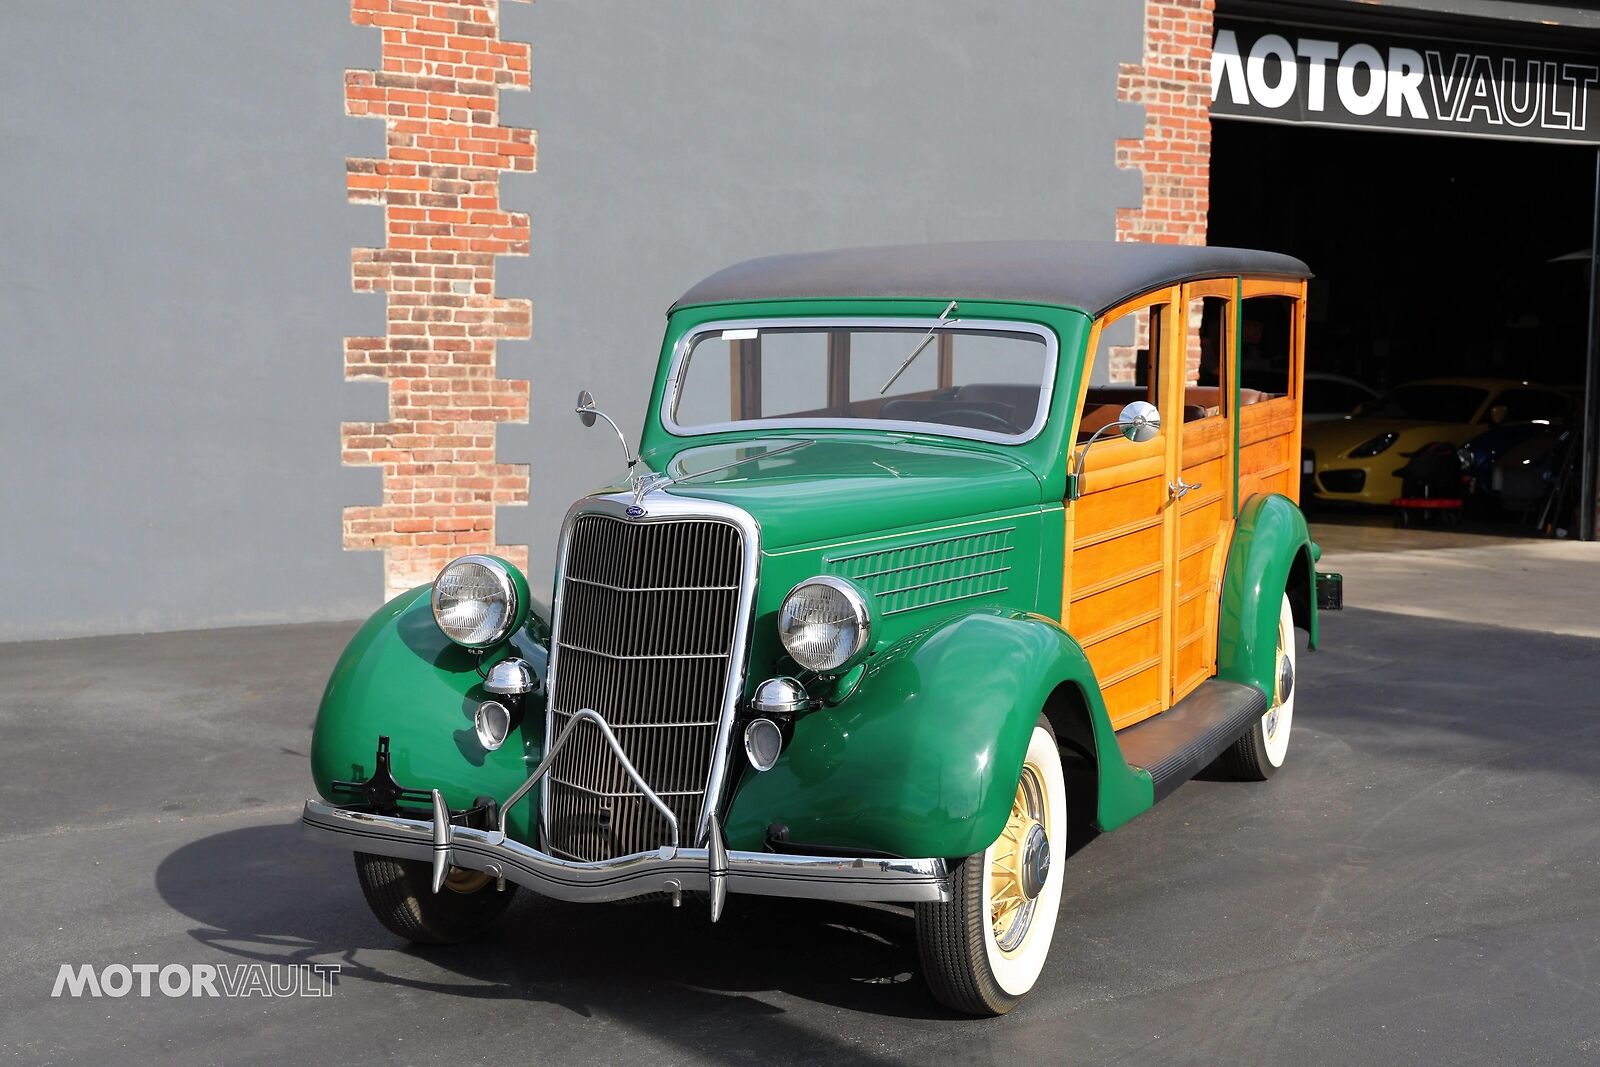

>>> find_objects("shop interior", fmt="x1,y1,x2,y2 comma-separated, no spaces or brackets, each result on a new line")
1210,119,1596,532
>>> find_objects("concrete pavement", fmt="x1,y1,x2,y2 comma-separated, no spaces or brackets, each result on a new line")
2,534,1597,1065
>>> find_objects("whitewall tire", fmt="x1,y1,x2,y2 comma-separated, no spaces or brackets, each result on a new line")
915,719,1067,1015
1221,592,1297,780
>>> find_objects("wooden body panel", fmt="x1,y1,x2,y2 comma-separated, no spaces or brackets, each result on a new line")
1065,288,1182,729
1239,396,1297,501
1061,274,1307,735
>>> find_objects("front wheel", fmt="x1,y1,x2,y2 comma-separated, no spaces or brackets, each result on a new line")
1219,592,1297,780
353,852,518,944
915,719,1067,1015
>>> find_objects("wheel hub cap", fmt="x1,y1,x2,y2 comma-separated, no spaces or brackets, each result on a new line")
1276,648,1295,706
1020,822,1050,901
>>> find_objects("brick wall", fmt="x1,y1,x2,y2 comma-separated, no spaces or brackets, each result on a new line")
1113,0,1215,381
341,0,535,600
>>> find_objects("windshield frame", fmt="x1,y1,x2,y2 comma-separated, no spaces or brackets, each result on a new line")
660,316,1059,446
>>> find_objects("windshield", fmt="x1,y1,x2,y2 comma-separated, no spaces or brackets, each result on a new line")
667,320,1054,442
1361,384,1487,423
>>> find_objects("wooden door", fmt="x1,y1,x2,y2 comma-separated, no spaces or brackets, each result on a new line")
1169,282,1236,703
1061,288,1183,731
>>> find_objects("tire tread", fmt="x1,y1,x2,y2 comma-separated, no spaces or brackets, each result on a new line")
353,852,516,944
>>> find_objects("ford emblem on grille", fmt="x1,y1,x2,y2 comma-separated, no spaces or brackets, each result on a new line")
625,504,646,518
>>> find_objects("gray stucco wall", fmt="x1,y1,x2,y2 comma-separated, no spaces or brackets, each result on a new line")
496,0,1144,596
0,1,1141,640
0,3,386,639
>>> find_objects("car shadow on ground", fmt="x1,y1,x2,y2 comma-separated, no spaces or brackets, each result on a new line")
154,821,969,1026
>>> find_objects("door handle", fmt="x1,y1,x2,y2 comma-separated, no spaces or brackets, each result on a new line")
1169,477,1202,501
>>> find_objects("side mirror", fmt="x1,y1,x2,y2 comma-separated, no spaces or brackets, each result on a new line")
1117,400,1161,443
1488,404,1508,425
576,389,598,427
1068,400,1163,501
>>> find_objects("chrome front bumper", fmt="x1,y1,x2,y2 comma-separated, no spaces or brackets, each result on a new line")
301,798,951,907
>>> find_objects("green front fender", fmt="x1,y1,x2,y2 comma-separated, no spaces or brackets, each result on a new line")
1218,493,1318,694
308,586,550,844
723,610,1152,858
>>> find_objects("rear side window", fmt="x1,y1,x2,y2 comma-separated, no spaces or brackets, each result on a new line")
1238,295,1296,396
1490,389,1570,425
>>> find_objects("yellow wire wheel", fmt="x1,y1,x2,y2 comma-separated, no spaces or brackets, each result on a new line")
915,717,1067,1015
443,866,495,894
989,764,1047,954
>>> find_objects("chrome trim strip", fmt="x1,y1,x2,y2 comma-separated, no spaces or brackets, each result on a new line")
826,524,1020,564
882,585,1010,616
850,545,1014,580
540,491,762,854
303,799,951,905
660,317,1059,447
878,565,1012,598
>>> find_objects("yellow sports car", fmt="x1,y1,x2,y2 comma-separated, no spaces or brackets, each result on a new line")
1302,378,1570,506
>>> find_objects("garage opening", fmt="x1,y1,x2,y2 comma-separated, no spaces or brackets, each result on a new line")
1207,11,1600,538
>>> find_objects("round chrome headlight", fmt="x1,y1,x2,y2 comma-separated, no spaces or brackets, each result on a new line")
432,555,519,649
778,576,871,674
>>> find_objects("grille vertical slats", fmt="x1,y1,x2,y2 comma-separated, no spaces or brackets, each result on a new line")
544,512,744,862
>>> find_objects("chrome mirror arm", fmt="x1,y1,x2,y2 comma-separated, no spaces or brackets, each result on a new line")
1071,419,1134,485
576,403,637,472
1068,400,1161,501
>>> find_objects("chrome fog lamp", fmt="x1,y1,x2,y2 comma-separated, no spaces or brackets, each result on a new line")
484,656,540,696
474,699,512,751
744,718,784,772
432,555,520,649
751,676,808,715
778,576,872,674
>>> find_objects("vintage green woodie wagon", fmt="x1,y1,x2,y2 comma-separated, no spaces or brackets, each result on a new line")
303,241,1342,1015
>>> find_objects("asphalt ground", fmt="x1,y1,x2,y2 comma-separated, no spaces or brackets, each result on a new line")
2,545,1598,1064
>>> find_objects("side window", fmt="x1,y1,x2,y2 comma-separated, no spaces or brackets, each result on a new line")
1082,302,1167,443
1238,295,1296,397
1181,295,1231,422
1490,388,1571,425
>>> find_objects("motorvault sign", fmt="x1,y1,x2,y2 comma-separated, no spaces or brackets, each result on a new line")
1212,21,1600,145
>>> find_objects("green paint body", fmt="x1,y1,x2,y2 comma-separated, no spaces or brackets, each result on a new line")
309,294,1316,860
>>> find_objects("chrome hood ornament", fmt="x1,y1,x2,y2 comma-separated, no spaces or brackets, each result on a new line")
575,389,813,513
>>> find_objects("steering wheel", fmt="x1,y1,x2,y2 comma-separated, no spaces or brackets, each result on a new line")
937,407,1020,434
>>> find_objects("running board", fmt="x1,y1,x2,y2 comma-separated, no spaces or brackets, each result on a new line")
1116,680,1269,802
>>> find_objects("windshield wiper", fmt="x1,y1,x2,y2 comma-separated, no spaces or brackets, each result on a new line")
878,300,958,395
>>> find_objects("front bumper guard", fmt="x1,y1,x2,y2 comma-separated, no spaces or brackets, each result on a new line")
301,799,951,908
302,707,950,914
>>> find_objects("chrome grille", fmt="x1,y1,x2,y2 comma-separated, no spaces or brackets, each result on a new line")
544,511,746,861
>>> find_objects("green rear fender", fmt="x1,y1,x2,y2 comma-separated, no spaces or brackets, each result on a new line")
723,610,1152,858
308,585,550,844
1217,493,1318,694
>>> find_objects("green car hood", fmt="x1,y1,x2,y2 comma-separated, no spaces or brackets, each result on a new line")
653,436,1043,550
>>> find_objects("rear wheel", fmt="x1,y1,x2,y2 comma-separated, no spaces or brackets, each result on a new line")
1219,592,1297,780
915,719,1067,1015
353,852,517,944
